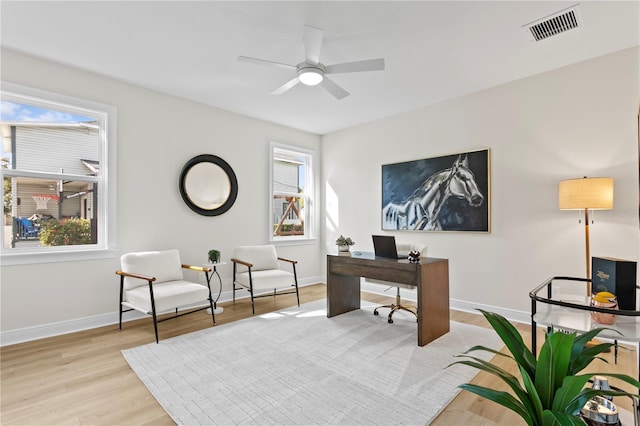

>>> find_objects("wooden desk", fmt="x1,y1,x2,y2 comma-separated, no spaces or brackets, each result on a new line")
327,252,450,346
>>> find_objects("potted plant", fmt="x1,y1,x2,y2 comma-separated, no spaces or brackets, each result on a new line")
335,235,355,252
207,249,221,263
449,310,640,425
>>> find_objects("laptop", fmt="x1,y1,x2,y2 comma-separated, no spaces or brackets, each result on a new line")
372,235,402,259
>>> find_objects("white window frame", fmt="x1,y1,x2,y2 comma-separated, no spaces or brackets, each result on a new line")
0,82,117,265
269,141,316,245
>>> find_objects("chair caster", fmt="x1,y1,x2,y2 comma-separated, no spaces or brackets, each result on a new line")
388,318,394,324
373,310,379,316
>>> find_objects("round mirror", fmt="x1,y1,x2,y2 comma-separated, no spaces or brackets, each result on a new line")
179,154,238,216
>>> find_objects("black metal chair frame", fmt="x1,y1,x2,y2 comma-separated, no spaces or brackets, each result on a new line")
116,264,216,343
231,256,300,314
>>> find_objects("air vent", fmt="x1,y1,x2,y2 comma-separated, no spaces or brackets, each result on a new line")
524,4,582,41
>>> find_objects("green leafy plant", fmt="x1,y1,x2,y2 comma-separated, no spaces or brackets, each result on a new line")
207,249,221,263
39,218,91,246
335,235,355,246
449,309,640,426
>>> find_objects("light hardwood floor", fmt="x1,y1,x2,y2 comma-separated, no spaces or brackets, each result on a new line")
1,284,636,425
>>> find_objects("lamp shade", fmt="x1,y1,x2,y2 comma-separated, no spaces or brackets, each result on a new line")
558,177,614,210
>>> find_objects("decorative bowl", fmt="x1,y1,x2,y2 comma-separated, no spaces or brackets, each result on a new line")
590,292,618,325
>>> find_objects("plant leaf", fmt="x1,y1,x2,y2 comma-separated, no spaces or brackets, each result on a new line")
559,373,640,415
570,343,613,373
478,309,537,380
535,331,573,408
519,364,544,424
450,355,550,423
463,344,513,360
572,327,620,352
541,410,584,426
449,356,536,408
569,328,618,373
551,375,592,413
459,383,534,426
563,387,639,415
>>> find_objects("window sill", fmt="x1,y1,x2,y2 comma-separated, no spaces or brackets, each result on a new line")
1,248,118,266
269,238,317,247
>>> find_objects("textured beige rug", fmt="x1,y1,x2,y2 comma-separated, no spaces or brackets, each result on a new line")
122,300,501,425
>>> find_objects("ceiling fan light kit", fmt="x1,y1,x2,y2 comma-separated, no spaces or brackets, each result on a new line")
238,25,385,99
297,64,324,86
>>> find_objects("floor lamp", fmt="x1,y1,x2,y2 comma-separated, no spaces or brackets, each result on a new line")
558,176,614,296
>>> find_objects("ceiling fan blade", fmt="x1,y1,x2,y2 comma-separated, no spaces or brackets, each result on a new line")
325,58,385,74
320,77,349,100
238,55,296,71
271,76,301,95
303,25,324,64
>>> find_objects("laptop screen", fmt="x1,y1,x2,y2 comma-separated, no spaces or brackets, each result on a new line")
372,235,399,259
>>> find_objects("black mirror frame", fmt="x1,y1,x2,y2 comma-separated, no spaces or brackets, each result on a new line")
179,154,238,216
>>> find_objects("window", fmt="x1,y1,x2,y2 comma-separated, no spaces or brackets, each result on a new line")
1,83,116,264
269,142,315,243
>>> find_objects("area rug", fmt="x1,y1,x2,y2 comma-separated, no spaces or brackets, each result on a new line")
122,300,502,425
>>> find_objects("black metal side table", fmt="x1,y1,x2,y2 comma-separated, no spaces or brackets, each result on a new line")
530,276,640,380
204,261,226,315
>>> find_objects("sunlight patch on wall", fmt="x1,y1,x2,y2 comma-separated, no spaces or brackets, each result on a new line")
325,181,339,249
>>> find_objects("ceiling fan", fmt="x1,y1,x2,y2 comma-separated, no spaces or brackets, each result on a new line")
238,25,385,100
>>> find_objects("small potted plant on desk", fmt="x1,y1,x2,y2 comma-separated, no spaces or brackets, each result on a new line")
335,235,355,253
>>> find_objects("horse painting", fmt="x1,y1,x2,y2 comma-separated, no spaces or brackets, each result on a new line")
382,152,488,231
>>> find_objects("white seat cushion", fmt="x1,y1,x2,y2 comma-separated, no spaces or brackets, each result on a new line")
234,245,279,271
121,249,184,290
124,280,210,313
235,269,295,293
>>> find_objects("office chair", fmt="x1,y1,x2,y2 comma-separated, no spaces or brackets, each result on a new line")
373,283,418,323
372,244,422,323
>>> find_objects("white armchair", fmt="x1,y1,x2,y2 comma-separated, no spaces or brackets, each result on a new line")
231,245,299,314
116,249,215,343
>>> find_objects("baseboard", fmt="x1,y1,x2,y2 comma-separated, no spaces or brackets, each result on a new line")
0,311,143,347
0,277,323,347
359,281,530,325
1,276,530,347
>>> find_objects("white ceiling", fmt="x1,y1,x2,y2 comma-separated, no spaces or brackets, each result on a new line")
1,1,638,135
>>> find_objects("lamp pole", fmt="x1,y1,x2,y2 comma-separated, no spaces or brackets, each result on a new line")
584,207,591,296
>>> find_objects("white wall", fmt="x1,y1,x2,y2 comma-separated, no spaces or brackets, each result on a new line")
0,49,323,339
2,46,638,343
322,47,640,316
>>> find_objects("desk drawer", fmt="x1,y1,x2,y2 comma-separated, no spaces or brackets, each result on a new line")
328,257,418,285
